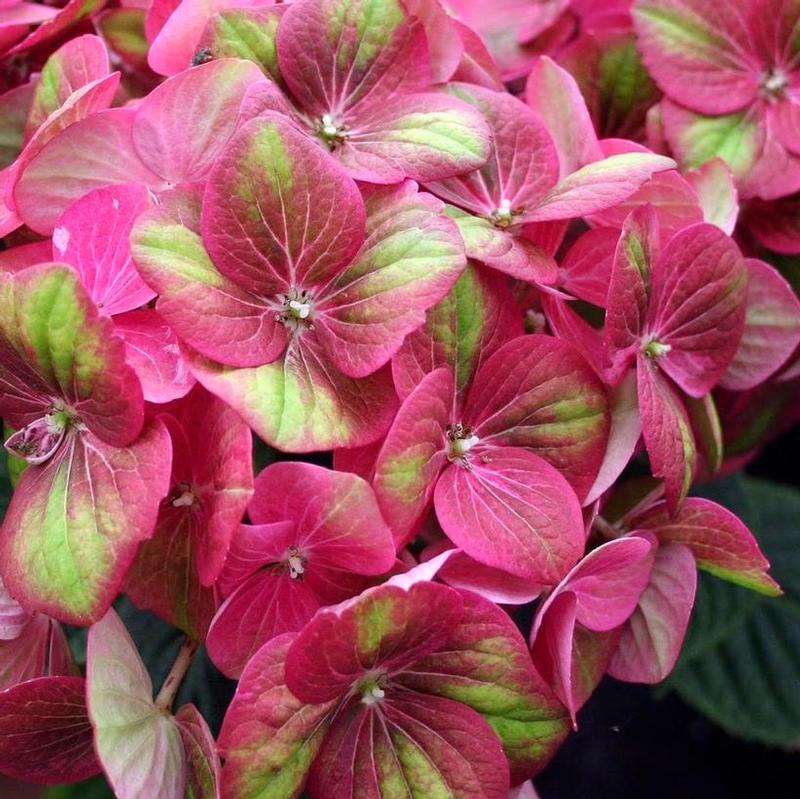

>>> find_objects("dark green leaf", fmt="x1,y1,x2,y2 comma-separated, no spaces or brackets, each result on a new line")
669,474,800,744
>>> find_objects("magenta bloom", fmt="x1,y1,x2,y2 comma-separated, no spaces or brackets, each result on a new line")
206,461,396,678
219,581,569,798
634,0,800,198
199,0,493,183
375,264,611,585
133,113,466,452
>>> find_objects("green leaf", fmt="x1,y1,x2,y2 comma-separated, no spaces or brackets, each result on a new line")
669,474,800,745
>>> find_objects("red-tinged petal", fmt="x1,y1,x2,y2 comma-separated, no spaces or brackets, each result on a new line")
308,691,509,799
87,609,185,799
0,419,171,625
449,19,504,91
426,84,559,216
0,614,69,691
202,113,365,297
631,0,760,114
25,34,110,138
216,522,296,597
4,0,106,57
685,158,739,234
404,0,463,82
660,100,765,187
198,7,287,85
125,386,249,636
558,227,618,306
392,262,523,401
465,335,611,500
633,496,781,595
163,386,255,585
132,184,288,369
608,542,697,683
0,577,29,640
637,353,696,513
446,0,566,81
333,439,382,482
447,207,559,284
96,9,149,69
719,258,800,391
373,367,452,546
0,82,34,168
584,372,642,506
649,223,747,397
540,296,606,382
334,92,492,184
125,505,218,642
434,446,585,584
249,461,395,574
133,58,263,183
422,545,544,605
529,592,577,722
400,588,569,780
147,0,271,76
587,169,705,240
176,704,220,799
207,571,321,679
113,310,197,404
218,633,335,799
558,28,659,142
0,264,143,446
537,537,654,634
523,153,676,223
604,205,659,379
13,108,167,235
186,339,398,452
285,581,464,704
316,183,464,378
0,676,98,784
52,183,155,316
276,0,430,118
743,193,800,253
525,56,602,176
6,72,121,210
0,240,51,273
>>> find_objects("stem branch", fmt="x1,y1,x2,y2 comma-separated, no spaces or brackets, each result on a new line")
155,636,198,711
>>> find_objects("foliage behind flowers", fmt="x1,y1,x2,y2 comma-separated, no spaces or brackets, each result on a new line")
0,0,799,797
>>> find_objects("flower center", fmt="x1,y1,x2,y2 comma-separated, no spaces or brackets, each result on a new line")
275,287,315,333
489,198,521,229
4,399,75,465
762,68,789,99
446,423,479,463
171,482,196,508
285,547,306,580
317,113,348,149
358,673,387,706
642,338,671,358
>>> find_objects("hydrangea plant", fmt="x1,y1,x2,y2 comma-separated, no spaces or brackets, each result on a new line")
0,1,799,797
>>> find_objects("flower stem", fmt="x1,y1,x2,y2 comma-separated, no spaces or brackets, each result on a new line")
154,636,198,711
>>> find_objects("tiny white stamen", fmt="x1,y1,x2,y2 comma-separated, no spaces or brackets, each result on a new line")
287,553,305,579
321,113,339,137
644,339,672,358
361,685,385,705
764,70,789,94
498,198,512,213
172,489,195,507
288,299,311,319
450,434,479,458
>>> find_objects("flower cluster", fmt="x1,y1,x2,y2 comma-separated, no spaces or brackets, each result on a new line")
0,0,798,797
